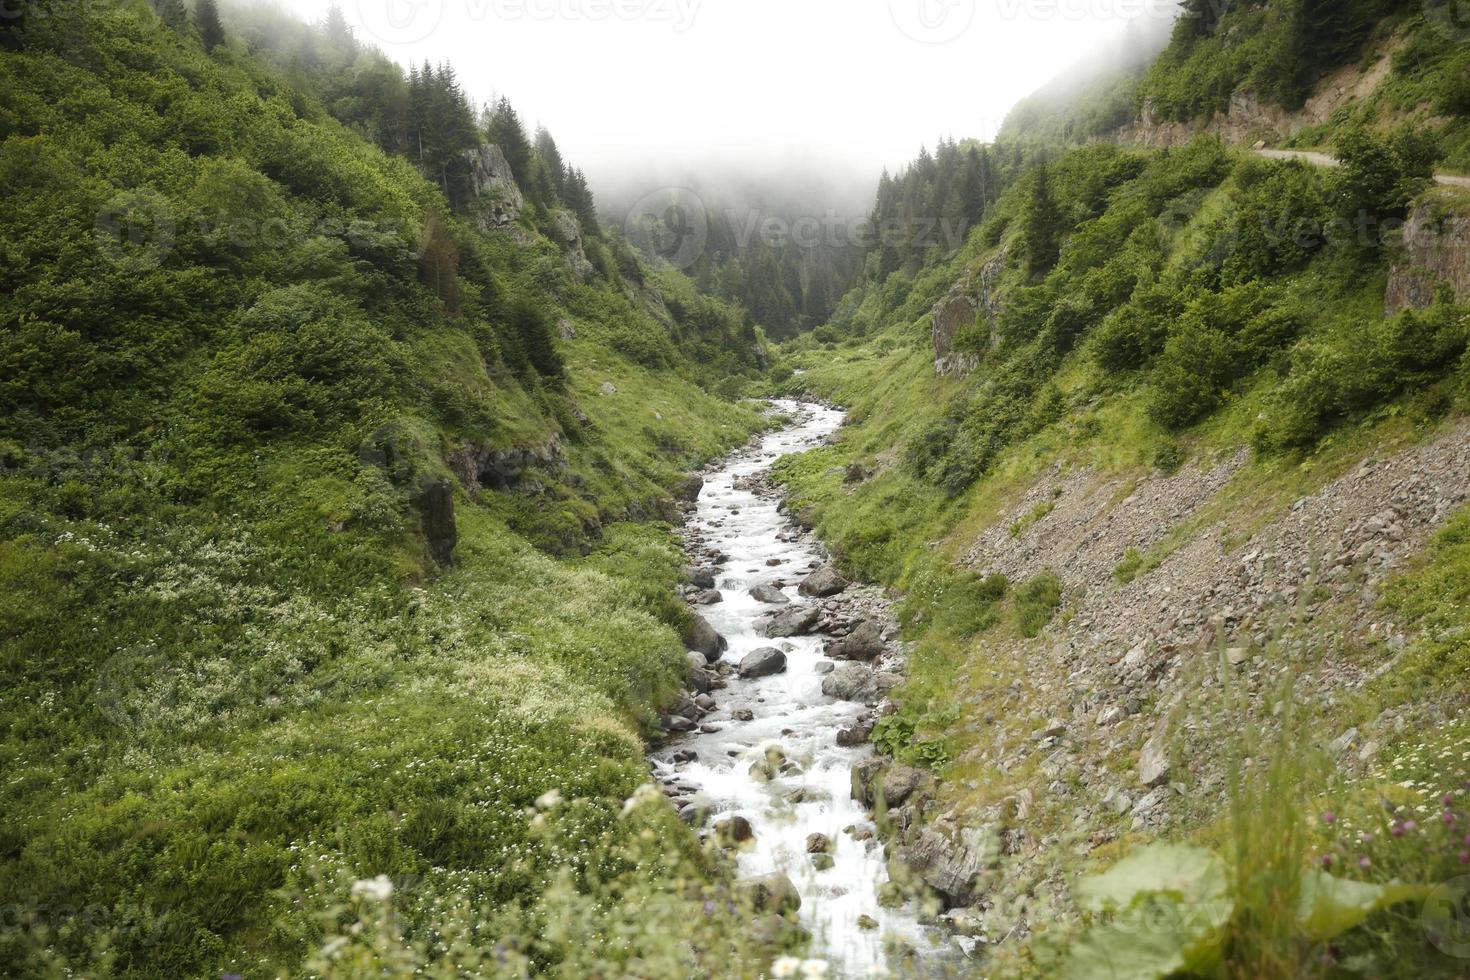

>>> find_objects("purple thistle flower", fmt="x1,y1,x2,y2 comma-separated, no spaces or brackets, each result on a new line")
1392,822,1405,838
1321,811,1336,825
1321,854,1334,869
1358,855,1371,870
1405,819,1418,833
1460,850,1469,865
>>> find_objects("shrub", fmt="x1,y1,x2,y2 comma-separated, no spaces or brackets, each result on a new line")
1014,571,1063,638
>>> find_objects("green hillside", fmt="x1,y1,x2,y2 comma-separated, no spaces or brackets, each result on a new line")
0,2,771,976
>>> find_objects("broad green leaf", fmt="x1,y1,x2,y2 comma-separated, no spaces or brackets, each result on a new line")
1296,871,1430,940
1074,843,1229,912
1064,843,1232,980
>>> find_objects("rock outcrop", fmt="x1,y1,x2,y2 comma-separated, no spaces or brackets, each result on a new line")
931,248,1006,376
412,477,456,566
1386,194,1470,314
463,143,524,230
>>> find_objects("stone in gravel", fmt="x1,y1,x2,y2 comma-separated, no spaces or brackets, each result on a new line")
1225,646,1249,666
765,604,821,637
738,647,787,678
826,619,885,661
799,563,848,598
1096,705,1126,726
1138,733,1170,788
748,584,789,604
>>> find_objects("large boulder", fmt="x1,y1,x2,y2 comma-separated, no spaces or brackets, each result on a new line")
748,584,789,604
799,564,848,598
822,663,900,704
738,872,801,915
684,611,727,662
881,764,931,808
683,565,716,589
411,477,456,567
826,619,885,661
738,647,787,679
893,825,999,907
765,605,821,638
674,474,704,502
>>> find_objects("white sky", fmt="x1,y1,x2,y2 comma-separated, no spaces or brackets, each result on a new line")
269,0,1179,206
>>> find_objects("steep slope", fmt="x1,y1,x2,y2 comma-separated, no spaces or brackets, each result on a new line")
0,3,773,976
770,120,1470,974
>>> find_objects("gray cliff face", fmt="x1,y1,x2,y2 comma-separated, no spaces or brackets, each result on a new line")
463,143,524,231
931,248,1006,376
1386,195,1470,314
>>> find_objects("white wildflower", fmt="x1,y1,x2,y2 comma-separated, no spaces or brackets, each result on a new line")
349,874,394,902
620,782,663,817
535,788,563,810
799,959,830,978
772,956,801,978
319,936,349,959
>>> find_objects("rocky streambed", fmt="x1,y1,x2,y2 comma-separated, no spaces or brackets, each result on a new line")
647,400,959,977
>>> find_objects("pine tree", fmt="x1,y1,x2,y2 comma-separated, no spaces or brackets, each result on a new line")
1019,164,1064,279
158,0,189,32
484,97,532,188
323,3,353,49
194,0,225,52
533,126,566,196
562,168,599,235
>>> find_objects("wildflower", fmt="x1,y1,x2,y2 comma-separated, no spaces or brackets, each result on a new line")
1321,854,1334,869
1358,856,1371,870
1360,832,1374,843
772,957,801,978
1445,810,1457,827
1321,811,1336,825
535,788,563,810
349,875,393,902
799,960,830,979
1460,850,1469,865
1392,822,1405,838
1405,819,1418,833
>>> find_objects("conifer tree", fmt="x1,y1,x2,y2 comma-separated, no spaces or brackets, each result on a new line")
1019,163,1064,278
484,97,533,188
158,0,189,32
194,0,225,52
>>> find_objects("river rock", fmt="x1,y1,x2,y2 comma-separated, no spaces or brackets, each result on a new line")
822,663,900,704
732,708,754,721
716,814,754,845
738,872,801,914
674,474,704,502
826,619,885,661
690,589,722,605
765,604,821,637
684,566,716,589
857,914,879,930
807,832,832,853
799,564,848,597
739,647,787,678
684,611,727,662
881,765,930,807
748,584,789,604
837,717,875,746
892,824,998,908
